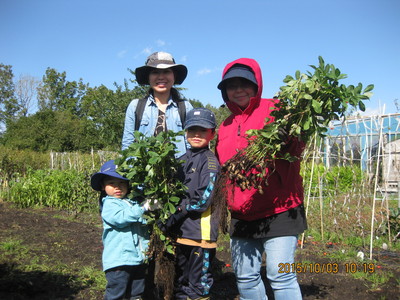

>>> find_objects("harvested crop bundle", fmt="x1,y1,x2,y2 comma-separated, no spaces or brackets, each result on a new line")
221,56,374,192
115,130,187,298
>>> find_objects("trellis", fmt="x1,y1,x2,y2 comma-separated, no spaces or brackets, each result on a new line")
325,113,400,202
302,112,400,259
49,149,117,171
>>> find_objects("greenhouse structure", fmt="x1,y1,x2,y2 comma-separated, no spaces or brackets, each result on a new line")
323,112,400,202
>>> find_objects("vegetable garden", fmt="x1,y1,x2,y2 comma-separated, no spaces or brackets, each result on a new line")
0,57,399,298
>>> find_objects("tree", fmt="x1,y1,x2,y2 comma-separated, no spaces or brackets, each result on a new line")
14,74,41,117
2,110,96,152
187,98,203,108
0,63,17,129
37,68,88,115
79,79,146,150
205,103,231,128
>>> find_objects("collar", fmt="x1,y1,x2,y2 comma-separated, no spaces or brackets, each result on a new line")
148,94,176,107
187,146,209,156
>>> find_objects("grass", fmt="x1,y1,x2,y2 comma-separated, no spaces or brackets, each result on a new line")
0,239,29,257
352,269,394,290
0,236,106,296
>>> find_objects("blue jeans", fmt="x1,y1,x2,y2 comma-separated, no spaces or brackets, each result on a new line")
230,235,302,300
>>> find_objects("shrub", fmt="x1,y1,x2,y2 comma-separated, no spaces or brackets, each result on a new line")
4,168,98,212
301,162,366,197
0,146,49,181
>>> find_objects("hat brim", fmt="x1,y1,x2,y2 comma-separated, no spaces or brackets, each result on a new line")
184,120,216,130
91,173,106,191
217,67,258,90
135,65,188,85
90,172,128,191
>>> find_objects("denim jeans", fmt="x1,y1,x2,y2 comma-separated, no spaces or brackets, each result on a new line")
230,235,302,300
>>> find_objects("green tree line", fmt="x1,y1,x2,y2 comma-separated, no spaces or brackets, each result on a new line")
0,63,230,152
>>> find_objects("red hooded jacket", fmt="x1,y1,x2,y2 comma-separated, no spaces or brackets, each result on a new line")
215,58,305,221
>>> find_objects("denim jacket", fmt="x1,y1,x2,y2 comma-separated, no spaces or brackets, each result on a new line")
121,94,193,157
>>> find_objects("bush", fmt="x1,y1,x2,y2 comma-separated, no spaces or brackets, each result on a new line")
301,162,366,197
4,168,98,212
0,146,49,181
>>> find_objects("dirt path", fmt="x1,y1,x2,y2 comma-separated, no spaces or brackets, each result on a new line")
0,201,398,299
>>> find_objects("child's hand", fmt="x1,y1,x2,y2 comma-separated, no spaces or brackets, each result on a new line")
165,206,187,229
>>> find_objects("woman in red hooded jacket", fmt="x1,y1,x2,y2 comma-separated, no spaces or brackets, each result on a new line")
215,58,307,300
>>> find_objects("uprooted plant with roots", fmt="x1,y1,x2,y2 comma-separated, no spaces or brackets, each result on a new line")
116,131,187,299
219,56,374,193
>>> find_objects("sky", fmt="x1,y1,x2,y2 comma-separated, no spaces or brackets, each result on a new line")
1,0,399,116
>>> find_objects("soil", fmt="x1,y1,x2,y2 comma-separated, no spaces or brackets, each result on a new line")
0,200,399,300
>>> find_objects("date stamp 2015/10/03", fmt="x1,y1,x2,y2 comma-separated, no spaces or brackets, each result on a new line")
278,262,376,274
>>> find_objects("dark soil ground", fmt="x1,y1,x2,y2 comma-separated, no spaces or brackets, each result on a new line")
0,200,399,300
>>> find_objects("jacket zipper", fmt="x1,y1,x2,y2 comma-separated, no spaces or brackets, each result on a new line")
237,124,241,136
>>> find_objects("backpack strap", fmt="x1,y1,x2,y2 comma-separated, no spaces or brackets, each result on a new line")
176,99,186,126
134,97,187,131
134,97,147,131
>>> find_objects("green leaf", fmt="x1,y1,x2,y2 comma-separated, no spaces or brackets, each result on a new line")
318,56,325,67
167,202,176,213
166,244,174,254
363,84,374,93
169,196,181,204
303,117,311,130
358,101,366,112
303,93,313,100
312,100,322,113
283,75,294,83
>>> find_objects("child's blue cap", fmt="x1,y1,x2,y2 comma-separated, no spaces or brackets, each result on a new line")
90,160,128,191
184,108,216,129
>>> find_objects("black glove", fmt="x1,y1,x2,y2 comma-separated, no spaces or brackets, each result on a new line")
165,206,188,231
277,126,289,145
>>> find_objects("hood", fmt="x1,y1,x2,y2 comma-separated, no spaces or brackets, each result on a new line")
220,58,263,114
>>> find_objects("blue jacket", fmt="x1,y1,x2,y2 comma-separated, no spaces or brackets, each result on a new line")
101,195,149,271
173,147,221,242
121,94,193,157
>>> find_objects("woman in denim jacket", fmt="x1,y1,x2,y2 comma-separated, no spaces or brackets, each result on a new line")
121,51,193,157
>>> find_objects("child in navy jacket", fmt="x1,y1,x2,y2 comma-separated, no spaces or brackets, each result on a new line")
165,108,221,300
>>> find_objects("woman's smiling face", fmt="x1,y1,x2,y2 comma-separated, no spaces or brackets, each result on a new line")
148,68,175,94
225,78,257,109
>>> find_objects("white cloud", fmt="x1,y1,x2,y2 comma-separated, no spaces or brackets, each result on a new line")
180,55,188,63
117,50,127,58
141,47,152,55
197,68,211,76
133,47,152,59
156,39,165,47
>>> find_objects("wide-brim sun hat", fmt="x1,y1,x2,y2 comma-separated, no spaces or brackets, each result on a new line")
135,51,188,85
217,64,258,90
184,107,216,129
90,160,128,191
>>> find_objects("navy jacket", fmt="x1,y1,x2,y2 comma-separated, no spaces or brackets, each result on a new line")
172,147,221,242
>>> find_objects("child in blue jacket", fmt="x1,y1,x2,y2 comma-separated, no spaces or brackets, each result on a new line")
165,108,221,300
91,160,152,300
